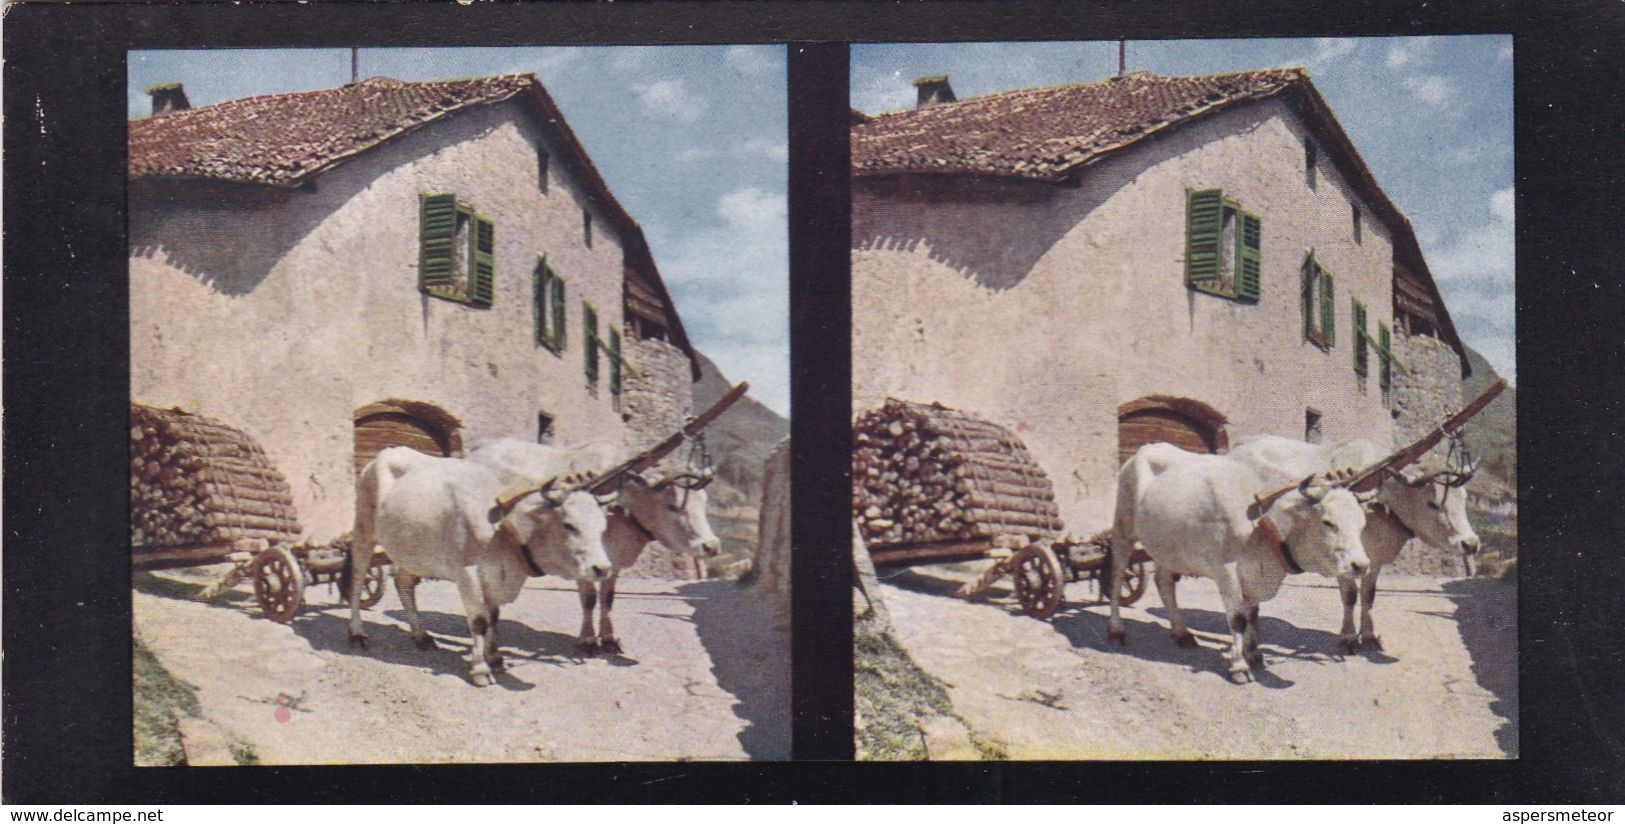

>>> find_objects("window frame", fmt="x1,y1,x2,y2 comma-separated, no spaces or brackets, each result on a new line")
1301,252,1335,350
534,258,567,354
583,301,600,383
1185,187,1261,303
419,192,494,307
1352,297,1369,377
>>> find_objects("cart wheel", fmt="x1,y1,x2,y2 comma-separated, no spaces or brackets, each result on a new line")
1117,558,1150,606
251,545,304,624
1012,544,1064,620
358,554,390,609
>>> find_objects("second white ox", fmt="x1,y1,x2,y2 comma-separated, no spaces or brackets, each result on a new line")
347,446,612,686
1108,443,1372,683
468,438,722,655
1228,435,1480,653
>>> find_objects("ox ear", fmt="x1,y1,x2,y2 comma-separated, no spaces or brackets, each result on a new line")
498,491,550,548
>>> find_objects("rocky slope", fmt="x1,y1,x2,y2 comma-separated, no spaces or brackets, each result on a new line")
691,351,789,576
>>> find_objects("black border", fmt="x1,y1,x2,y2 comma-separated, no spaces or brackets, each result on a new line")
5,0,1624,804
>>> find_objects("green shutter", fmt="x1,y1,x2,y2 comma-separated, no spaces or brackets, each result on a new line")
608,327,622,394
1320,271,1336,348
1379,323,1392,392
1185,188,1224,285
1352,298,1368,375
1301,255,1315,343
419,194,458,290
551,275,567,351
1237,211,1262,301
470,215,495,305
533,262,547,346
584,303,599,383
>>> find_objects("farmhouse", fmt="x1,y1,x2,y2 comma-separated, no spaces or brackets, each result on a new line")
130,74,699,542
852,69,1470,533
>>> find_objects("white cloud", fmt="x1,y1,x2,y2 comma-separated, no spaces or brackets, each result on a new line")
724,45,778,76
652,187,789,415
632,78,708,122
674,138,785,165
850,70,914,116
1402,74,1455,109
1426,187,1516,382
1498,42,1514,62
1304,38,1359,74
740,137,788,162
1384,37,1433,70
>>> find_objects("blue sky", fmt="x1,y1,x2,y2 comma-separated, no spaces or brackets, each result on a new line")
130,47,789,415
853,37,1516,386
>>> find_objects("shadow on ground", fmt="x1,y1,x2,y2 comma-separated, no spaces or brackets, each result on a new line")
1443,575,1519,757
680,580,791,760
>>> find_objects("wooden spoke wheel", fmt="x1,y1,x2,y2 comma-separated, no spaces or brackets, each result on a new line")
358,554,390,609
1012,544,1064,620
252,545,305,624
1117,557,1150,606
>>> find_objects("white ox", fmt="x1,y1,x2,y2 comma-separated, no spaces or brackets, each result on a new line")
1108,443,1372,683
468,438,722,655
1228,435,1480,652
346,446,612,686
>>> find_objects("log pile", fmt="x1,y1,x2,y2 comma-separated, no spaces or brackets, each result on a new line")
130,404,301,548
853,398,1063,547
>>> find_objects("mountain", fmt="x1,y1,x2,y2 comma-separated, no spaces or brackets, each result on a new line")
691,351,789,575
1461,345,1517,491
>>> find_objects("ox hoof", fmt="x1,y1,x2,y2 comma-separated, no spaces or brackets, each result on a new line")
348,633,368,650
577,641,600,657
413,635,439,651
487,655,506,673
470,671,494,688
1338,637,1359,655
1361,635,1385,652
600,638,623,656
1106,627,1127,646
1228,667,1253,684
1245,649,1265,669
1171,631,1199,649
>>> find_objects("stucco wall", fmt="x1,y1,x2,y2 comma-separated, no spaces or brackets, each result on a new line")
131,100,630,540
854,97,1400,534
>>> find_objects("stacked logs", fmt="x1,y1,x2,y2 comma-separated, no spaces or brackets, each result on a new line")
853,398,1063,547
130,404,301,548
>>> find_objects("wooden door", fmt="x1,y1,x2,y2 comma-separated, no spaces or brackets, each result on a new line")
354,412,452,476
1117,408,1219,465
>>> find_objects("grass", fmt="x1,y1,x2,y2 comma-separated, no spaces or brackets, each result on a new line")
133,632,202,766
854,629,1006,760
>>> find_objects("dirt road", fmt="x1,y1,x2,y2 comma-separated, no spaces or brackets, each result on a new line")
134,567,789,764
878,566,1517,759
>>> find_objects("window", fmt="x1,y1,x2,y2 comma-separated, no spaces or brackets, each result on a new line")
583,302,599,383
538,147,550,193
1305,409,1323,445
1305,140,1317,190
583,210,593,248
1353,204,1362,245
537,412,555,445
1185,188,1260,302
608,327,623,395
419,193,493,306
533,259,567,353
1352,297,1369,377
1301,253,1335,348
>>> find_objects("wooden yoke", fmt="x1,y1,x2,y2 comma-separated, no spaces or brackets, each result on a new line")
1248,378,1508,512
494,381,750,510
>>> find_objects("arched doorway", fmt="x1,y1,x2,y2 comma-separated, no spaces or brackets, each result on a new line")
353,400,463,476
1117,396,1228,465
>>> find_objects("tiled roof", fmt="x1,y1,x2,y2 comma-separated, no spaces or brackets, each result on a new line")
129,75,537,185
851,69,1304,181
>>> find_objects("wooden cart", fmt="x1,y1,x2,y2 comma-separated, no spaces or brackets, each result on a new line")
866,534,1151,621
133,540,391,624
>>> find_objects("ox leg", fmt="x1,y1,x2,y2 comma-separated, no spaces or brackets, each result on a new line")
1215,564,1252,683
346,545,371,649
456,568,495,687
1337,575,1360,654
1359,569,1383,651
1156,568,1198,648
576,580,601,656
1243,602,1264,669
1106,534,1131,645
395,571,437,650
485,605,505,672
598,573,621,655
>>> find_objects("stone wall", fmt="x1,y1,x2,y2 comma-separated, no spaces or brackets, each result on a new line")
618,335,703,579
750,439,792,629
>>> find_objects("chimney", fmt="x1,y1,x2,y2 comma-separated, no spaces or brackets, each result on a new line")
146,83,191,116
913,75,956,109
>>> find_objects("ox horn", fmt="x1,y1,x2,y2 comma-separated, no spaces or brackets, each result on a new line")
1298,474,1331,503
539,478,566,506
